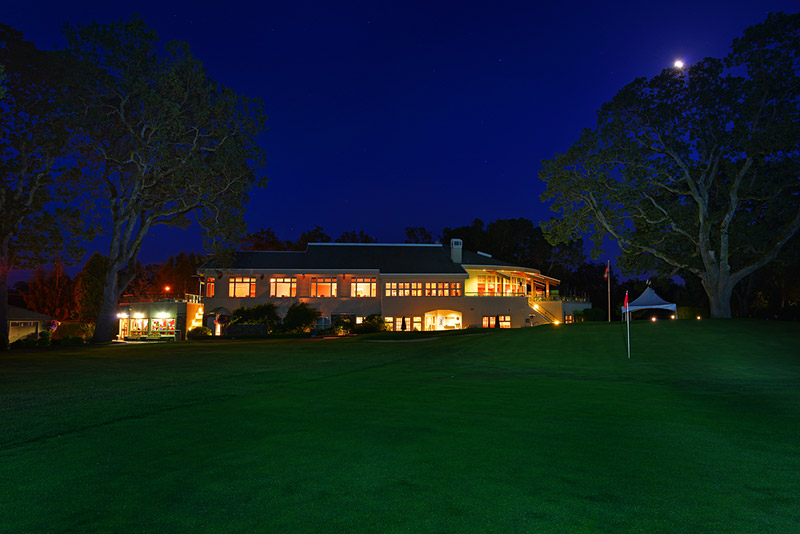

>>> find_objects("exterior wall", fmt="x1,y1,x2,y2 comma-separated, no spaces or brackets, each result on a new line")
203,269,561,331
117,301,191,340
9,321,42,343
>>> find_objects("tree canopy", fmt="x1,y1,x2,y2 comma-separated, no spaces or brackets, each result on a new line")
0,25,84,348
62,17,267,341
539,12,800,318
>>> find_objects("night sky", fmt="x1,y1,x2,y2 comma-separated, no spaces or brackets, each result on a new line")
4,1,798,266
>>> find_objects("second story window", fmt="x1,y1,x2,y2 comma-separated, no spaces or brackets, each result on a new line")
385,282,422,297
351,277,376,297
229,277,256,298
425,282,462,296
311,277,337,297
206,277,215,298
270,277,296,297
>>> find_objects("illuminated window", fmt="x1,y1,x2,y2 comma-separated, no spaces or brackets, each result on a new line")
424,282,462,296
151,318,176,332
351,277,376,297
270,277,296,298
482,315,511,328
393,316,423,331
385,282,423,297
384,317,394,331
229,277,256,298
311,277,337,297
206,277,215,298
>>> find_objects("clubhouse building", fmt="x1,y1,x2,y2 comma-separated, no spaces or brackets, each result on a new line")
197,240,590,334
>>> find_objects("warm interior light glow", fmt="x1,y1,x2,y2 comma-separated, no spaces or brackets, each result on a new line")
533,304,539,310
674,60,684,68
117,313,128,319
133,312,145,319
156,312,170,319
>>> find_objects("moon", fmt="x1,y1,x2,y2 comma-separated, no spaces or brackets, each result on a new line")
674,60,685,69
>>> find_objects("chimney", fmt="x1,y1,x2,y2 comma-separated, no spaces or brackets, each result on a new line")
450,238,463,263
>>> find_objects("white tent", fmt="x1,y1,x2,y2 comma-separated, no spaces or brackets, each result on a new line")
622,287,677,320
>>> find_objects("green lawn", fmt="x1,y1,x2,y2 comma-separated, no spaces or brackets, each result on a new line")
1,320,798,532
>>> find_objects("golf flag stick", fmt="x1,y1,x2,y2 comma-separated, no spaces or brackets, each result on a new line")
624,290,630,358
605,260,610,323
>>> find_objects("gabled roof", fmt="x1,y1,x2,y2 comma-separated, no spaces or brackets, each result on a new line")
7,305,53,321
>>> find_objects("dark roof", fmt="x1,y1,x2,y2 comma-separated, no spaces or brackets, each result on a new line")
7,305,53,321
204,244,467,274
201,243,542,275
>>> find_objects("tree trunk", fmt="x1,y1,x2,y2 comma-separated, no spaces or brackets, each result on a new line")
92,270,122,343
704,273,734,319
0,257,9,350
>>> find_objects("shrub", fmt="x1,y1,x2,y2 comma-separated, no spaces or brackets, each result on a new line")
231,303,281,333
10,337,38,349
353,314,385,335
37,331,52,347
187,326,213,340
52,322,95,341
283,302,321,333
333,316,355,335
678,306,709,320
582,308,606,322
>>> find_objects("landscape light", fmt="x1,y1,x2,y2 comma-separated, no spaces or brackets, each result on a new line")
671,314,676,319
697,316,701,320
651,317,657,322
553,320,560,326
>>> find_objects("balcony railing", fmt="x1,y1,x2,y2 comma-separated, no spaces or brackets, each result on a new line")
119,293,203,304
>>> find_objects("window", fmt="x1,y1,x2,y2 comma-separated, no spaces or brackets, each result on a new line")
311,277,337,297
314,316,332,329
206,277,215,298
385,282,422,297
229,277,256,298
351,277,376,297
392,316,422,331
482,315,511,328
270,277,296,297
424,282,462,296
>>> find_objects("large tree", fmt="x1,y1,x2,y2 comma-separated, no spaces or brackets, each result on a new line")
0,25,83,349
539,13,800,318
64,17,267,342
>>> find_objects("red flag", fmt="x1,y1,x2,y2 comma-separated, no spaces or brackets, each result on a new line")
624,291,629,310
604,262,609,281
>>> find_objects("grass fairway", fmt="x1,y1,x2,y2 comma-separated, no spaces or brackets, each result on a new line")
1,320,798,532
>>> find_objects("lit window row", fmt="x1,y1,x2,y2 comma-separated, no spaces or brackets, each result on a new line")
482,315,511,328
385,282,422,297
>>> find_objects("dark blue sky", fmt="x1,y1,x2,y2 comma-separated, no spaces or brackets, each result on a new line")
5,1,798,265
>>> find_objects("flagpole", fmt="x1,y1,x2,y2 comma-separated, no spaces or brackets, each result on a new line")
625,291,631,359
607,260,611,323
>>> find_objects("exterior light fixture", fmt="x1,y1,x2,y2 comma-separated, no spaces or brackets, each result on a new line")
651,317,657,322
671,314,676,320
117,313,129,319
164,286,171,292
697,316,701,320
553,320,560,325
